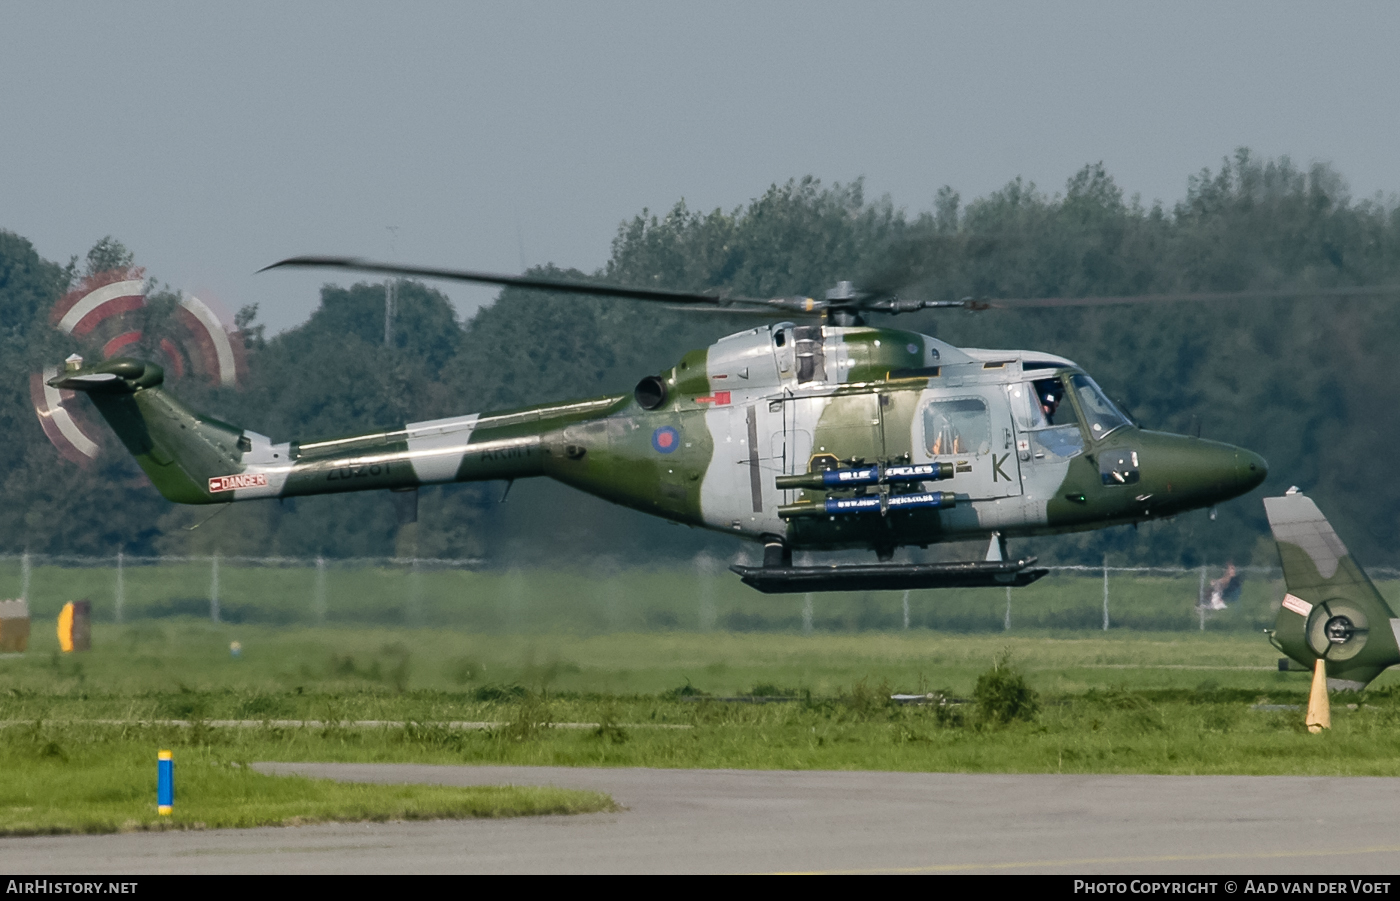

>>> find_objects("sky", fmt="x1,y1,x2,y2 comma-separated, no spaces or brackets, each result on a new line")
3,1,1398,334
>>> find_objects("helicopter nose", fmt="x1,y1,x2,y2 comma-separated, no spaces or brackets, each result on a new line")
1182,441,1266,503
1236,448,1268,493
1150,436,1266,511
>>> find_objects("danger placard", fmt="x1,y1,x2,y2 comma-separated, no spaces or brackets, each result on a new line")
1282,593,1312,617
208,473,268,493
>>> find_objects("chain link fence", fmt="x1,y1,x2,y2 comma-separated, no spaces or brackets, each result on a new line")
3,552,1396,634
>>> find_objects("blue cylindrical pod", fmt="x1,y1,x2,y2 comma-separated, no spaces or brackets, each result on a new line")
822,466,880,487
822,490,957,515
885,490,956,511
824,495,884,514
884,463,954,483
777,461,955,491
157,749,174,815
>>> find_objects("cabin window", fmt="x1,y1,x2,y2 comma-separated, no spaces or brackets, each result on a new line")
923,398,991,457
1069,373,1130,439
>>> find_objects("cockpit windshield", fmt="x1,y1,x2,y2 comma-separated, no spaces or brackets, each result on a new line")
1008,371,1129,459
1069,373,1130,439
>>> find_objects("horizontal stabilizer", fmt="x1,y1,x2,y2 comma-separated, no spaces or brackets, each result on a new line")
50,372,120,389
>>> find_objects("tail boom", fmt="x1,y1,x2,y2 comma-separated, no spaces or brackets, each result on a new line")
50,358,627,504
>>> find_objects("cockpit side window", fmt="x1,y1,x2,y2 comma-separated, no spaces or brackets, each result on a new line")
1069,373,1130,440
1033,378,1078,427
1017,377,1084,460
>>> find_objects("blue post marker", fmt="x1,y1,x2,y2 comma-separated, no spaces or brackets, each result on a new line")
157,750,174,816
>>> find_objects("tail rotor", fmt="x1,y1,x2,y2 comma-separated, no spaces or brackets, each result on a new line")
31,264,247,465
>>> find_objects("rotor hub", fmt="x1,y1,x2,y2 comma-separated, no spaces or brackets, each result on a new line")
1325,615,1357,645
825,280,858,302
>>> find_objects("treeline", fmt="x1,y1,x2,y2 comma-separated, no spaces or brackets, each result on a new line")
3,149,1399,568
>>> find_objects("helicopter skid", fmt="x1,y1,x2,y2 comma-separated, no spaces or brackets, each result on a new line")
730,558,1048,594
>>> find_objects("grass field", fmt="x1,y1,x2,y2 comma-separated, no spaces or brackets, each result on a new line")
0,731,613,836
3,623,1400,772
0,558,1337,633
0,619,1352,698
7,609,1400,835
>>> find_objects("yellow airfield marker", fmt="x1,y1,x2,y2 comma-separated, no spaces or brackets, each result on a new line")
56,602,73,653
1306,658,1331,733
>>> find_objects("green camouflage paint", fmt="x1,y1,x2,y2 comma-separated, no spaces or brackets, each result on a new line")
1265,492,1400,690
51,320,1267,559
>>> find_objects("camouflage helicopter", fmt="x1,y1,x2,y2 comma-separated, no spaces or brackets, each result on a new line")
47,256,1272,592
1265,489,1400,691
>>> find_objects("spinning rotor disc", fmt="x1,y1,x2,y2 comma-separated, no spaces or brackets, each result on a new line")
31,269,247,465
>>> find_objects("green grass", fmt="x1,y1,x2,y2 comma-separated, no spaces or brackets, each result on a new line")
0,727,613,836
0,621,1358,699
4,621,1400,839
7,682,1400,785
0,559,1355,633
3,624,1400,783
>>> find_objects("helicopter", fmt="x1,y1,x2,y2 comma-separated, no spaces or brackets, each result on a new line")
46,256,1274,593
1265,488,1400,691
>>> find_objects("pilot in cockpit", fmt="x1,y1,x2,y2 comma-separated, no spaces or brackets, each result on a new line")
1035,381,1061,425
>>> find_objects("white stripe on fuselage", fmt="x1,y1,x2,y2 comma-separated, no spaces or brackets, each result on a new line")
405,413,480,483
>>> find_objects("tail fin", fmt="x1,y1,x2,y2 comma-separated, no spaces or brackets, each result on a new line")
48,358,244,504
1265,490,1400,690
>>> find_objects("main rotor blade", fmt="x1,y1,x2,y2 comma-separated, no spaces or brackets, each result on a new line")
264,254,1399,317
980,284,1400,309
660,303,810,317
260,255,788,309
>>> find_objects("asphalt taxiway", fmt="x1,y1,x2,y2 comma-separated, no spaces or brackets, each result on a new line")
6,765,1400,874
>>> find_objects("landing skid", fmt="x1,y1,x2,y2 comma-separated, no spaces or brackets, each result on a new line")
730,558,1049,594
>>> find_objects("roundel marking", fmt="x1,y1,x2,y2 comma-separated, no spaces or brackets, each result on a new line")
652,425,680,453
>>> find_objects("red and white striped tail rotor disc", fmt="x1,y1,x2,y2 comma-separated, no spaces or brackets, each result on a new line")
32,267,247,465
